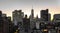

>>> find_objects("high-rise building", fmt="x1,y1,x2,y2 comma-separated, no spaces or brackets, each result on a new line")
0,11,3,33
30,9,35,29
53,14,60,22
12,10,17,25
0,11,10,33
40,9,49,21
23,15,30,33
12,10,24,33
31,9,34,18
3,15,10,33
0,11,2,17
29,9,37,33
12,10,24,25
7,16,13,33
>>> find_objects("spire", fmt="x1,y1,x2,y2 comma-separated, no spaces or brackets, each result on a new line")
31,5,34,11
32,5,33,9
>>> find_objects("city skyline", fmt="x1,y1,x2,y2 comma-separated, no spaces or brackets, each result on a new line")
0,0,60,19
0,6,60,33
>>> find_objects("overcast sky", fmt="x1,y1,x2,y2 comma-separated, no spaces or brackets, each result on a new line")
0,0,60,19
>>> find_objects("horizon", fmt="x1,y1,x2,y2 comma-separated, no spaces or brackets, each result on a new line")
1,9,60,20
0,0,60,20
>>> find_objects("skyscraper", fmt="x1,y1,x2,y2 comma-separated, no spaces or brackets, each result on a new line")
40,9,48,21
31,9,34,18
53,14,60,22
7,16,13,33
30,9,35,29
12,10,24,25
0,11,2,16
12,10,24,33
2,14,9,33
23,15,30,33
0,11,3,33
0,11,10,33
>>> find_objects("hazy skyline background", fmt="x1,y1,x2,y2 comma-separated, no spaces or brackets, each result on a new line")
0,0,60,19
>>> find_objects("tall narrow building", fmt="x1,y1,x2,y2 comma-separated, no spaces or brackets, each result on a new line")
0,11,10,33
23,15,30,33
30,9,36,30
31,9,34,18
0,11,3,33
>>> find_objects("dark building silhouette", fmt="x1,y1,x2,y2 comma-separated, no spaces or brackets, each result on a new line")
23,15,30,33
40,9,48,21
3,15,9,33
53,14,60,22
0,11,2,16
0,11,13,33
7,16,14,33
0,11,3,33
31,9,34,18
0,9,60,33
48,13,51,21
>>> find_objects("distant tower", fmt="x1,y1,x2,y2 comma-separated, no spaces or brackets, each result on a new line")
31,9,34,19
29,8,36,30
40,9,49,21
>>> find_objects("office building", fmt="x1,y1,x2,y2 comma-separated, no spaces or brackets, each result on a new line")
53,14,60,22
12,10,24,25
23,15,30,33
0,11,10,33
40,9,48,21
